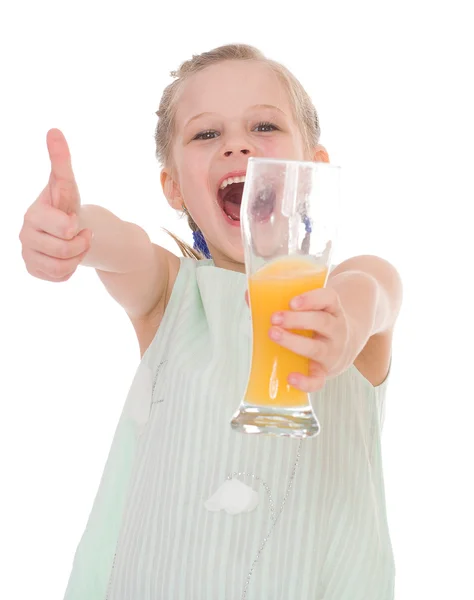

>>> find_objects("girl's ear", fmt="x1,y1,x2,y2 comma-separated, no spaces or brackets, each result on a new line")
313,145,330,163
161,169,184,210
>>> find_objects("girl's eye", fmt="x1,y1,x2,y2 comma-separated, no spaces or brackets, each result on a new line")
192,121,279,141
193,130,219,141
254,121,279,132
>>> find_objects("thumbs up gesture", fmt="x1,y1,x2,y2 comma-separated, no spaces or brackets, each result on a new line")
19,129,93,282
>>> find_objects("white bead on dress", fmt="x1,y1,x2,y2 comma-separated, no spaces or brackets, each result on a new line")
204,478,259,515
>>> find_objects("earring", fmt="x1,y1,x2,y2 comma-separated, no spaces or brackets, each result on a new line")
192,230,212,259
182,203,211,259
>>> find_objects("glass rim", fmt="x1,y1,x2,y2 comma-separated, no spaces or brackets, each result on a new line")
248,156,341,169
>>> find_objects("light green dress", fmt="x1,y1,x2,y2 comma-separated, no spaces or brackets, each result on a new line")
63,258,396,600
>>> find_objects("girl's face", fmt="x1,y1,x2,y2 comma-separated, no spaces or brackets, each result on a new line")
162,60,328,271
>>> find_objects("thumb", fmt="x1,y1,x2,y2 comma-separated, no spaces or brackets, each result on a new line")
70,228,94,264
76,227,93,248
46,128,81,215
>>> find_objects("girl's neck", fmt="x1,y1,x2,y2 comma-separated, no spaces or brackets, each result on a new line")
209,251,246,274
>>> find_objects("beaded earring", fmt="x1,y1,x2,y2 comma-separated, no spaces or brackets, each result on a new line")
181,202,212,259
192,230,212,259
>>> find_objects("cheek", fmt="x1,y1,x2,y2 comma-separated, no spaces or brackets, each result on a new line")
180,164,214,213
183,150,213,185
258,136,305,160
178,151,205,186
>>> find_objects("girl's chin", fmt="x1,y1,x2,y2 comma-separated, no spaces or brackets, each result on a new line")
209,240,245,270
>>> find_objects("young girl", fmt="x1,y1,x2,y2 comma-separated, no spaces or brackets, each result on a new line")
20,44,403,600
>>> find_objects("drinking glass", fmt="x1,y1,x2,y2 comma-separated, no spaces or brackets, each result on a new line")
230,157,341,438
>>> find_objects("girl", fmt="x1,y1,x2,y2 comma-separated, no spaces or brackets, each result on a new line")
20,44,403,600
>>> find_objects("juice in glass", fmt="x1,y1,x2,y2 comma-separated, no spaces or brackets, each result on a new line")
244,256,328,408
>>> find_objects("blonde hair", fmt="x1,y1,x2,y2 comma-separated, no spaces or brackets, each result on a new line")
154,43,322,259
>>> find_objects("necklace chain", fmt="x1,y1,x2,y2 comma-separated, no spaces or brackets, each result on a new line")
227,439,303,600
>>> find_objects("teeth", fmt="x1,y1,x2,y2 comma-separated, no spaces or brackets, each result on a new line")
220,175,246,189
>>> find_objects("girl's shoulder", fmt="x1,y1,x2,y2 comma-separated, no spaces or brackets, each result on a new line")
132,255,221,357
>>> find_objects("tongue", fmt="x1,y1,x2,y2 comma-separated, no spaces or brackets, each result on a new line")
221,183,243,221
224,200,241,220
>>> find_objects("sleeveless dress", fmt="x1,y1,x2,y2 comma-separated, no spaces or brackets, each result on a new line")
63,258,396,600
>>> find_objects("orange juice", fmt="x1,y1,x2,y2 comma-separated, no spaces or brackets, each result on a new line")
244,256,328,407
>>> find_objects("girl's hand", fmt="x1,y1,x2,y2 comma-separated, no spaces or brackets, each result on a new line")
19,129,92,282
269,287,357,392
245,286,358,393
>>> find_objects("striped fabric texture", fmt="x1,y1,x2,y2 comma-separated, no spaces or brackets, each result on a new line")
63,258,395,600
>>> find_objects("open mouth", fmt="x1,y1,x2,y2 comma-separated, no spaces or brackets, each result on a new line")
217,176,276,224
218,176,245,223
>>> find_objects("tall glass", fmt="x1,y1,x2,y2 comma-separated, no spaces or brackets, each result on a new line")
230,157,341,438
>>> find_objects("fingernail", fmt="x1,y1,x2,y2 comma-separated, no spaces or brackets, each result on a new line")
271,312,283,325
288,375,299,386
290,296,302,309
270,328,282,341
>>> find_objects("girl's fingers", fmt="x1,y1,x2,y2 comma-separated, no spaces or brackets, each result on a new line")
288,362,328,393
35,269,75,283
290,287,341,316
269,326,328,362
271,309,334,338
22,248,87,280
27,228,90,259
288,373,327,393
25,201,78,240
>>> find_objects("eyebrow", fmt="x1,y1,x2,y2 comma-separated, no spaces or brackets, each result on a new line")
184,104,287,128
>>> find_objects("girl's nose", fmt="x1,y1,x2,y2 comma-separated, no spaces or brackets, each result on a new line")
221,132,256,158
223,147,252,157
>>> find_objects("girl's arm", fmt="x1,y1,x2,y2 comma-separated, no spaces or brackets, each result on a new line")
79,204,179,320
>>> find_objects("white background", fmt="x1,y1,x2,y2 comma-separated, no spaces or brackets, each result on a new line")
1,0,473,598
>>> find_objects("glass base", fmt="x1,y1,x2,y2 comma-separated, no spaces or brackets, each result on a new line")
230,402,321,438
